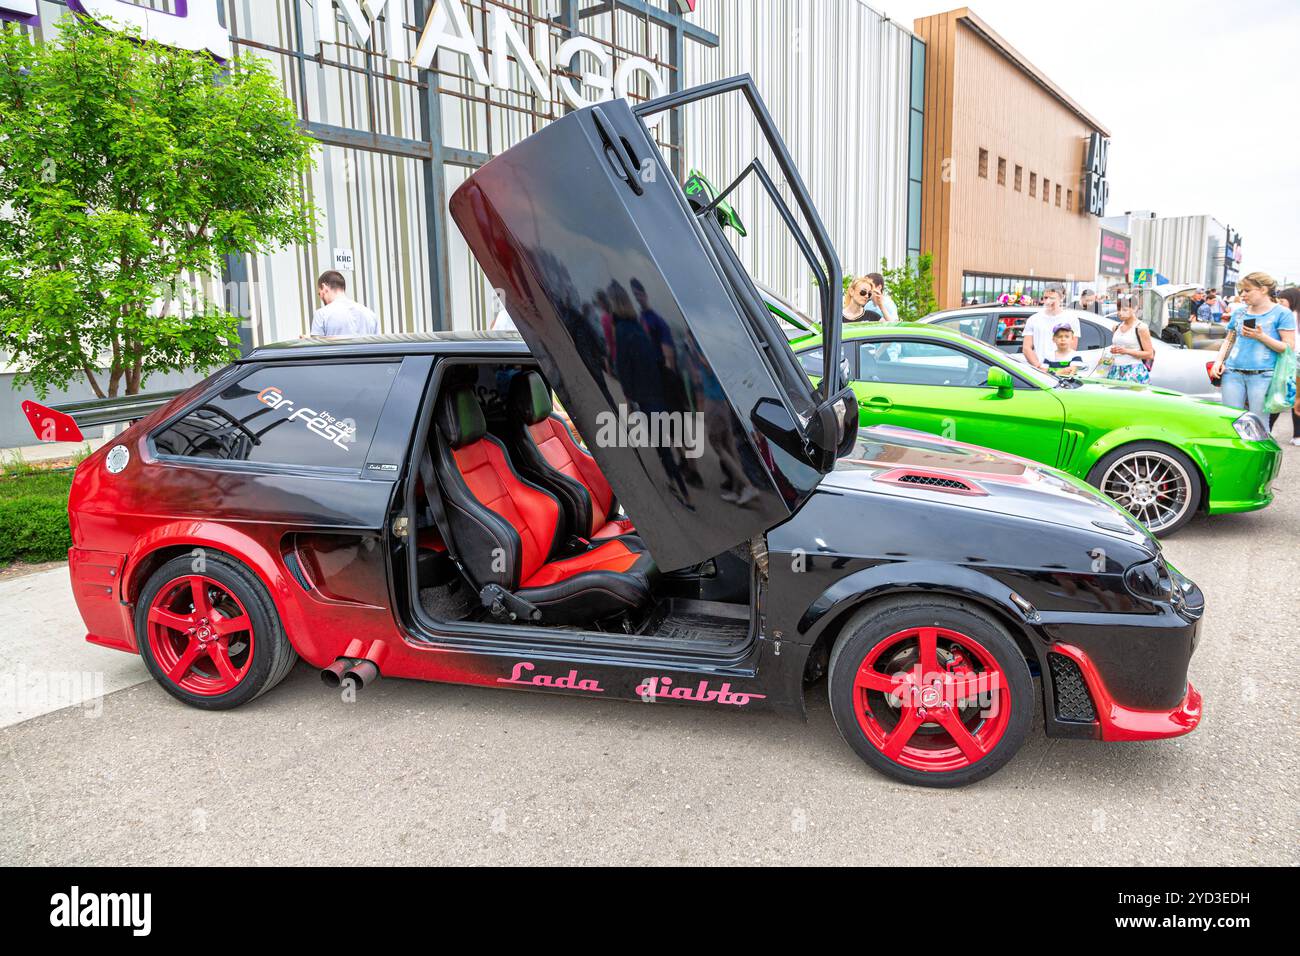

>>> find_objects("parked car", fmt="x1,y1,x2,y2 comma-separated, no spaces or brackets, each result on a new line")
23,77,1205,788
920,306,1221,399
1139,283,1231,349
788,321,1280,536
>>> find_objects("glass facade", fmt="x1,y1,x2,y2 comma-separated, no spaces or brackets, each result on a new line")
959,272,1068,306
906,36,926,261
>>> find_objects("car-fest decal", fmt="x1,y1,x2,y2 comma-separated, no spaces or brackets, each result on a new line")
257,385,357,451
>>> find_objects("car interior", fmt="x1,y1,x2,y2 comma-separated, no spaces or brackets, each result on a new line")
402,360,755,651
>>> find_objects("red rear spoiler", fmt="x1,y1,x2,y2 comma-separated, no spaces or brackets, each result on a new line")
21,389,184,443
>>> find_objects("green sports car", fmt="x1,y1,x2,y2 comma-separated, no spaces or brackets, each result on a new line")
784,317,1281,536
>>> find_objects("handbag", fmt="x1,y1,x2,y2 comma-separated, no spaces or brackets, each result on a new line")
1264,346,1296,414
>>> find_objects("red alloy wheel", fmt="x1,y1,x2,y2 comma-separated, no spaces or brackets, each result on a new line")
146,575,256,696
852,626,1011,773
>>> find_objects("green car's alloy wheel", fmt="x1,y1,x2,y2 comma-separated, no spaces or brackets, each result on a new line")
1087,443,1202,536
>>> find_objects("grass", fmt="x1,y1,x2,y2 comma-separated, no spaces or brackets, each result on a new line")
0,463,75,564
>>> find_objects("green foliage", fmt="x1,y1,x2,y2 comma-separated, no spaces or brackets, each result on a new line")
0,470,73,563
1,449,38,477
879,253,938,323
0,17,318,398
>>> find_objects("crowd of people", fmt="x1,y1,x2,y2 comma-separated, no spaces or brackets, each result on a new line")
844,268,1299,445
1023,274,1297,443
314,261,1299,448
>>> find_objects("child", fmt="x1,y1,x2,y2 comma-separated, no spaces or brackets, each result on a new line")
1043,323,1084,376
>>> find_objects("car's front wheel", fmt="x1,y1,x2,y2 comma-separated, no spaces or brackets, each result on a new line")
134,552,297,710
828,597,1032,787
1087,442,1201,536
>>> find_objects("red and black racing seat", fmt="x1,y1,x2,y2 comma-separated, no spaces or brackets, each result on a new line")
506,371,634,540
433,387,656,626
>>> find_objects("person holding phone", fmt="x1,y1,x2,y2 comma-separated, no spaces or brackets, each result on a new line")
1211,271,1296,421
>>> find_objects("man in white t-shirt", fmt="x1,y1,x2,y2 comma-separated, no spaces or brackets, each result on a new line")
310,270,379,337
1022,285,1079,372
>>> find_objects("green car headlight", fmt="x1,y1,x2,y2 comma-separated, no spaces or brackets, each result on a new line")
1232,413,1270,441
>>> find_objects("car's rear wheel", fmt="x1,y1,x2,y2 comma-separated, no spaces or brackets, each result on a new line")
1087,442,1201,537
135,553,297,710
828,597,1031,787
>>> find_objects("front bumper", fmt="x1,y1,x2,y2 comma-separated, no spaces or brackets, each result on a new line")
1052,643,1202,741
1198,436,1283,514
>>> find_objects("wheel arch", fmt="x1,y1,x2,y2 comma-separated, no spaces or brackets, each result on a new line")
799,564,1045,687
123,523,290,622
1082,431,1210,512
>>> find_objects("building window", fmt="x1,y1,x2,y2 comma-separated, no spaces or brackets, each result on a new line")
1014,165,1023,192
997,157,1006,186
1055,184,1062,207
906,36,925,260
1042,178,1049,203
978,148,988,179
1029,172,1037,197
1066,188,1073,211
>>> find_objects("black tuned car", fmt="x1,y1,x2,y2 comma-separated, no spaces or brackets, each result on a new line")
32,77,1201,787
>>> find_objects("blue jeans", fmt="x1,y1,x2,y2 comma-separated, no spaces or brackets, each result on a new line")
1220,369,1271,419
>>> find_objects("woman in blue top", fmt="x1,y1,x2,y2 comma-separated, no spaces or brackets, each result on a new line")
1210,272,1296,423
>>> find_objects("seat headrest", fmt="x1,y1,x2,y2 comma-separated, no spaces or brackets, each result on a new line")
509,371,553,426
437,387,487,449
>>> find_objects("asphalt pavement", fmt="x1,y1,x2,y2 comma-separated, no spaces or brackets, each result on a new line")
1,439,1296,866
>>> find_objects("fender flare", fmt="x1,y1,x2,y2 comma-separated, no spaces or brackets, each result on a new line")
1079,427,1211,494
797,560,1044,663
121,521,292,628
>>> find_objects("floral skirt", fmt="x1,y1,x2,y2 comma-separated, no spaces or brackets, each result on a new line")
1104,362,1150,384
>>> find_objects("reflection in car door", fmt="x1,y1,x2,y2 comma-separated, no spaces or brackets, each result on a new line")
852,337,1066,464
1075,319,1110,375
932,312,994,343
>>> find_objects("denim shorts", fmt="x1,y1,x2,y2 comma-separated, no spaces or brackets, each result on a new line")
1220,368,1272,419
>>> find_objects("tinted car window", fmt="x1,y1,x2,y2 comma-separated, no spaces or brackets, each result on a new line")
934,314,989,341
153,362,399,468
797,344,853,376
1078,320,1107,351
992,313,1026,351
859,340,993,387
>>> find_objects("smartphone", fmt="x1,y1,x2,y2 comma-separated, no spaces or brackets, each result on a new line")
1243,316,1257,330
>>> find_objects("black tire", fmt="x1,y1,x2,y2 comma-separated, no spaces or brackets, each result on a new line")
828,596,1032,788
1086,441,1202,537
134,552,297,710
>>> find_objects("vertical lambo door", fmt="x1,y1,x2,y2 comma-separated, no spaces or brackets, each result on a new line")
450,76,857,571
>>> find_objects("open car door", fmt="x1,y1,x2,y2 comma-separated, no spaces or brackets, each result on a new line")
450,76,855,571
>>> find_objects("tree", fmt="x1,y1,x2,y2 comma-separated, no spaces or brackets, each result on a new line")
879,253,938,323
0,16,317,398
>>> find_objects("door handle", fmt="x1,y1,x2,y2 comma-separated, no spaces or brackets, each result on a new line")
863,396,892,409
591,106,644,196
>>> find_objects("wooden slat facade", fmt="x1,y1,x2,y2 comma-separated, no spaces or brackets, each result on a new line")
915,8,1108,309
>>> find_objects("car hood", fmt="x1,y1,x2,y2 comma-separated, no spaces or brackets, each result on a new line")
1064,376,1239,418
825,426,1160,552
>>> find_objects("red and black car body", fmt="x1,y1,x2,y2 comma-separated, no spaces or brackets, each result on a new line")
26,77,1202,786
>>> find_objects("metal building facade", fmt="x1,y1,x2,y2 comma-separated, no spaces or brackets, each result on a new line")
1,0,922,447
678,0,922,317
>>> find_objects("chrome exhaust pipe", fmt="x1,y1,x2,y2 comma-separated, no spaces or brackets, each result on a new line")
320,659,353,688
341,659,380,690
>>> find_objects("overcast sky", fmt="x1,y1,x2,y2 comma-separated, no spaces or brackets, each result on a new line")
871,0,1300,283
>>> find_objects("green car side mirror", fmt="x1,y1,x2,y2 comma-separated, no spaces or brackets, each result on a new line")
987,366,1015,398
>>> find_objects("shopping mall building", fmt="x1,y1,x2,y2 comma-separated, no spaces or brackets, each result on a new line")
914,7,1112,309
1,1,1114,446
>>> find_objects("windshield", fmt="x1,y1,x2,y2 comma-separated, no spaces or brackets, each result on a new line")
1016,361,1063,388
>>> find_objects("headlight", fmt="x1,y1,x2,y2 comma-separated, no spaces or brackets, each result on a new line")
1124,558,1175,603
1233,413,1270,441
